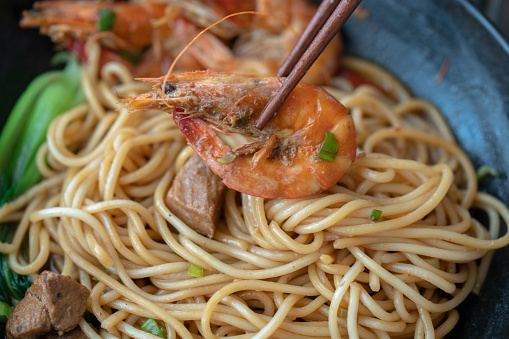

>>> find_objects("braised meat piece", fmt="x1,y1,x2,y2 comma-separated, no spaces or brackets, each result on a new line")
5,294,51,338
166,154,227,237
6,271,90,339
28,271,90,333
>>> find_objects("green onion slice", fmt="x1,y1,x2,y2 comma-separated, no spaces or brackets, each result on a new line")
370,209,383,222
476,165,500,181
97,8,116,32
217,153,236,164
140,318,167,338
318,131,338,162
188,262,204,278
92,269,110,282
233,108,251,128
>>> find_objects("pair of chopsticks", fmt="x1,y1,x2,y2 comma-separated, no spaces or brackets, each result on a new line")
255,0,362,130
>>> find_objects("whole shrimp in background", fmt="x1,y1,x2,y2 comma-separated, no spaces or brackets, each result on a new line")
20,0,343,82
128,71,356,199
20,0,200,76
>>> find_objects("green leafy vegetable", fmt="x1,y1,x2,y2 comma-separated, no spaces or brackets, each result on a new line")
97,8,116,32
476,165,500,181
141,318,167,338
318,131,338,161
0,52,84,205
0,70,59,203
0,225,33,305
83,310,101,329
188,262,203,278
0,53,84,315
370,209,383,222
0,301,13,323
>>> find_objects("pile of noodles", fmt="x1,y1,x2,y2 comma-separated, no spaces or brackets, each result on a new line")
1,39,509,339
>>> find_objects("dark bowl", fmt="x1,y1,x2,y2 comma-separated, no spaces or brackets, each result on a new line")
1,0,509,338
343,1,509,338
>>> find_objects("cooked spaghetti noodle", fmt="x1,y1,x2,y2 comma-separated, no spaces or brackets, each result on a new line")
1,38,508,339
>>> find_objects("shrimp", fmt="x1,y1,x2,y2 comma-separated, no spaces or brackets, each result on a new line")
127,71,356,199
21,0,343,83
19,1,223,76
20,1,168,51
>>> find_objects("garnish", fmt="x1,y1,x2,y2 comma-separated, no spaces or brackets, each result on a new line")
217,153,236,164
140,318,167,338
92,269,110,282
476,165,500,181
233,108,251,128
188,263,204,278
370,209,382,222
318,131,338,161
97,8,116,32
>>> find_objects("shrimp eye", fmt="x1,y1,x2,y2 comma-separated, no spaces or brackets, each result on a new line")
160,83,177,94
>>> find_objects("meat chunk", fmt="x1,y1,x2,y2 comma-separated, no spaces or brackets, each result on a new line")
5,294,51,339
28,271,90,333
6,271,90,339
166,154,227,237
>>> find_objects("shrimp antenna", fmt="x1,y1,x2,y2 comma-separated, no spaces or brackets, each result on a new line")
161,11,295,108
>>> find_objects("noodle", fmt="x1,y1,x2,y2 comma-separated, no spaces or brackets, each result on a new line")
1,37,509,339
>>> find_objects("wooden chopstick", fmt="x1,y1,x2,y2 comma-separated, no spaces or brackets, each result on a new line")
255,0,362,130
277,0,341,78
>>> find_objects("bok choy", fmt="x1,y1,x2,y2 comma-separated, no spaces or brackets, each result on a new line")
0,53,84,323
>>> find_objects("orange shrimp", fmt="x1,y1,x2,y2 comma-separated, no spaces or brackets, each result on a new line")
21,0,343,82
20,1,210,77
20,1,167,51
128,71,356,199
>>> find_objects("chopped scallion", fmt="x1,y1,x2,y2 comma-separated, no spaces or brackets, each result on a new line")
233,108,251,128
188,262,203,278
140,318,167,338
318,131,338,161
321,131,338,153
370,209,383,222
97,8,116,32
217,153,236,164
318,151,335,162
476,165,500,181
91,269,110,282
